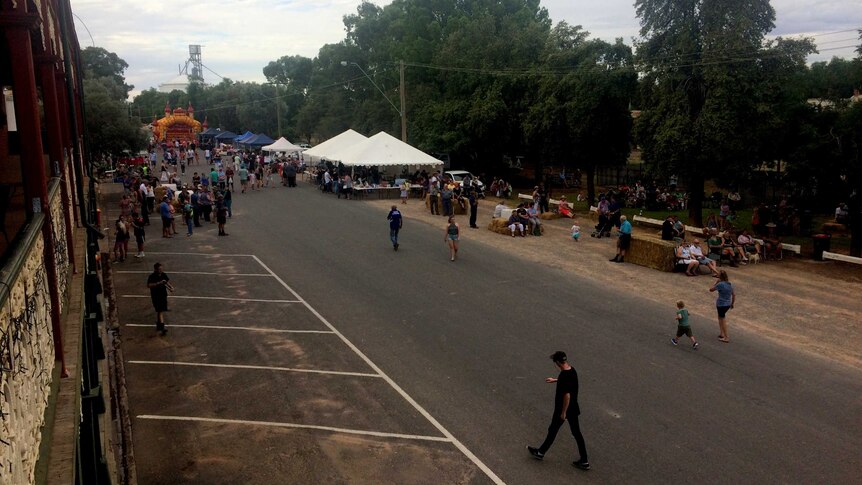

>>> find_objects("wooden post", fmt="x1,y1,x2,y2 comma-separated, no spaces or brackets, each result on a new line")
4,14,68,375
400,60,407,143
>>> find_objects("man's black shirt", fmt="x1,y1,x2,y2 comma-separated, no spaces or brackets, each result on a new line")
555,367,580,416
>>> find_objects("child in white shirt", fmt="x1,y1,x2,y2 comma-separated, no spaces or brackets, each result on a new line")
571,222,581,241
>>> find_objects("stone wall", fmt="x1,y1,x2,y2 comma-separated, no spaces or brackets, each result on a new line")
0,225,57,484
49,179,70,312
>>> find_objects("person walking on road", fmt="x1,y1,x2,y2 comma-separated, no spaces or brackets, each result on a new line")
444,216,460,261
468,189,479,228
527,351,590,471
131,211,146,257
182,199,194,236
159,196,173,238
191,186,202,227
710,270,735,342
216,194,229,236
147,262,173,336
387,205,402,251
671,300,698,349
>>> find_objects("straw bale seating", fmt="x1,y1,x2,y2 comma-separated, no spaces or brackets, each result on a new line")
626,233,677,272
821,222,848,235
487,218,542,236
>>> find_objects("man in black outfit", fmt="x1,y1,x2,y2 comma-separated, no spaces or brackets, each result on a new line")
527,351,590,470
146,262,172,335
661,214,676,241
468,189,479,228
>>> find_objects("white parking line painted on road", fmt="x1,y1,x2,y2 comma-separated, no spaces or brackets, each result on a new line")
121,295,301,303
116,271,272,277
145,252,256,257
129,360,382,378
136,415,453,442
124,324,334,334
250,255,506,485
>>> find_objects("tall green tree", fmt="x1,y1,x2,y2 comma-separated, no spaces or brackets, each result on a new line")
130,88,169,123
81,47,146,158
81,46,133,99
263,55,313,138
526,24,636,202
634,0,777,225
83,78,147,159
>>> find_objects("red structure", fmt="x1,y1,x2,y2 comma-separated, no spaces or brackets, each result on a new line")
151,101,203,143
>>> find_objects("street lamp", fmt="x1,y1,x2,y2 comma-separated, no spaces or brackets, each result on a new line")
341,60,407,142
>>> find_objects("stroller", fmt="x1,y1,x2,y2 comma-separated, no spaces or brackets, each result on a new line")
591,213,615,238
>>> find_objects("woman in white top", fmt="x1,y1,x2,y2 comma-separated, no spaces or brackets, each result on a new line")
676,243,699,276
690,239,720,277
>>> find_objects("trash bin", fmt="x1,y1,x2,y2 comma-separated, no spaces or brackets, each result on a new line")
812,233,831,261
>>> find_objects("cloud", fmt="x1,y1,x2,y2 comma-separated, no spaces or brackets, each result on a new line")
68,0,859,99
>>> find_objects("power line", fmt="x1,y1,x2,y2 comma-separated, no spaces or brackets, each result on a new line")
72,13,95,48
201,63,225,80
192,73,380,115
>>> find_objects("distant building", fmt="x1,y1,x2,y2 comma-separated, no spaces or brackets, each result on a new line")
157,45,205,93
158,74,191,93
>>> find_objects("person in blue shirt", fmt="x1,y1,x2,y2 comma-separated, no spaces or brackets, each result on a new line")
158,196,173,238
387,205,403,251
709,270,735,342
610,215,632,263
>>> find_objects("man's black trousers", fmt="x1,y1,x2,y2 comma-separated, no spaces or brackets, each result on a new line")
538,413,588,462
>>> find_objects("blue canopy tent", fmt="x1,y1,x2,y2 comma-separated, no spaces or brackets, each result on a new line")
198,127,221,144
214,130,237,142
239,133,275,147
235,131,255,142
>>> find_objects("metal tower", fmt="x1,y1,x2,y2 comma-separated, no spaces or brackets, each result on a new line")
180,45,204,83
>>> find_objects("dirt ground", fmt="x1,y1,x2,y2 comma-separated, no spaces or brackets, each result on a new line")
365,194,862,371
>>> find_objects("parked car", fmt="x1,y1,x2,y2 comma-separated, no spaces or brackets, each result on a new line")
444,170,484,189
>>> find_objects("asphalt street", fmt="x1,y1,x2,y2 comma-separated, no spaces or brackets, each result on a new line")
110,180,862,484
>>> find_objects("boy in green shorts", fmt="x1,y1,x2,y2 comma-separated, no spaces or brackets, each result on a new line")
671,300,698,349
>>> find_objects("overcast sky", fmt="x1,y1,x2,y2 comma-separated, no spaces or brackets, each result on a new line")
68,0,860,99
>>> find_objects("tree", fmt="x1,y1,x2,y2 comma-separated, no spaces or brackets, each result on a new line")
81,46,133,99
634,0,778,225
837,103,862,256
526,25,636,203
83,78,147,158
81,47,145,158
130,88,169,123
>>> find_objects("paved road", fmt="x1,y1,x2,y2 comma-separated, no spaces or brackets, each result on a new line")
109,180,862,484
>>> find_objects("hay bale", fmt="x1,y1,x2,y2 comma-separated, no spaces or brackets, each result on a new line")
487,217,542,236
821,222,848,235
539,212,561,220
453,199,468,215
488,218,511,235
626,234,677,272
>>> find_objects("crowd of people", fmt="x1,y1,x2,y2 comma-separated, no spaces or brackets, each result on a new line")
111,140,307,262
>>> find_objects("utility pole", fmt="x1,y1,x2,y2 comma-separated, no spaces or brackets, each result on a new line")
400,60,407,142
274,83,282,138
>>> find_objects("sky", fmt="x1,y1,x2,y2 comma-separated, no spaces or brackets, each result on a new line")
68,0,860,100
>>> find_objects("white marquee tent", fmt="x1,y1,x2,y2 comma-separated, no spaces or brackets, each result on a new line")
302,129,367,162
327,131,443,167
262,137,304,152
